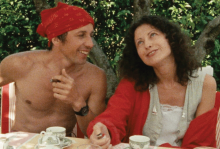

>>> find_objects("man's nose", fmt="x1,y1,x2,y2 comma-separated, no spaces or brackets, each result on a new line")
85,37,94,48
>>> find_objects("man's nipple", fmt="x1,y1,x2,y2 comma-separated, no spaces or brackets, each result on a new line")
25,100,31,104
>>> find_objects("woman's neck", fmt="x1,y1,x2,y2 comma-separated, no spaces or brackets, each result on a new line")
153,58,178,88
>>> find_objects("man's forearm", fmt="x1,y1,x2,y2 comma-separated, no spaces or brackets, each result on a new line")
75,109,97,136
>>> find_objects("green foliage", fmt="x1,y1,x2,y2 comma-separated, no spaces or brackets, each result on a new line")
0,0,42,60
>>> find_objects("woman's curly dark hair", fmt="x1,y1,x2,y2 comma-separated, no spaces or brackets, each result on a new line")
119,15,201,91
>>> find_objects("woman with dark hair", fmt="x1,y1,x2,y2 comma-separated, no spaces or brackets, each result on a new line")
87,15,217,148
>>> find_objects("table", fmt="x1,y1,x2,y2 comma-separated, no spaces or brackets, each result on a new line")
4,132,91,149
3,132,182,149
19,134,91,149
17,133,134,149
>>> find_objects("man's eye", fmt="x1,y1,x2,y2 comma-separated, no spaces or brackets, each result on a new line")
78,34,85,37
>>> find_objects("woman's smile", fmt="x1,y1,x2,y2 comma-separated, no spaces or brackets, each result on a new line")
147,49,158,57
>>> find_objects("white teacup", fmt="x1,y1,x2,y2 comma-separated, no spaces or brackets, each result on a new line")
129,135,150,149
46,126,66,141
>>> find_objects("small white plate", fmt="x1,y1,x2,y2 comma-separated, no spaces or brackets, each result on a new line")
7,146,15,149
35,144,61,149
60,137,75,148
35,137,74,149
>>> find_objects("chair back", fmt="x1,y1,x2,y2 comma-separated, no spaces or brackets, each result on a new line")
198,65,214,76
1,83,16,134
215,91,220,110
216,91,220,149
217,108,220,149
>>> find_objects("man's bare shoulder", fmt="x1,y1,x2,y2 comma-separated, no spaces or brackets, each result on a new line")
0,50,48,80
3,50,45,67
84,62,107,110
83,62,107,91
85,62,106,78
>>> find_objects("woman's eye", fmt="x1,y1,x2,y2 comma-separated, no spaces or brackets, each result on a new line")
137,41,143,45
151,33,156,37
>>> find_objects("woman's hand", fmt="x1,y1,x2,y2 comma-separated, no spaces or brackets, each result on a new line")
90,122,113,149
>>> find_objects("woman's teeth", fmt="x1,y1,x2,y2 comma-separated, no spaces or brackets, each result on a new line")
148,51,155,56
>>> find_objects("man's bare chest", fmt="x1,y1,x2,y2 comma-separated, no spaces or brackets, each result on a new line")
15,69,91,111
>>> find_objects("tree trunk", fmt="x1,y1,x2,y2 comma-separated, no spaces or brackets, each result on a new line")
33,0,51,14
55,0,65,6
33,0,65,13
133,0,153,22
194,15,220,62
89,39,118,101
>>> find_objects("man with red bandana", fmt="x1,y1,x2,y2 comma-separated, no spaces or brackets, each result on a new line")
0,2,107,136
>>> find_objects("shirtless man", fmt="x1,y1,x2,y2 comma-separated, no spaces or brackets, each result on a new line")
0,2,107,136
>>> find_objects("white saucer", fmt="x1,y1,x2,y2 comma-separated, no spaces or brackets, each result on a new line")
60,137,75,148
35,144,61,149
35,137,74,149
7,146,14,149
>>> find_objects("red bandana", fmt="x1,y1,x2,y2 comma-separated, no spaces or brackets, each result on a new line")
36,2,94,47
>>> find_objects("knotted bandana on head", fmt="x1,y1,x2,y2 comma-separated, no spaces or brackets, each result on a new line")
37,2,94,47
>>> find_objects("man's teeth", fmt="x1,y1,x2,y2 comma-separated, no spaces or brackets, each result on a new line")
148,51,155,56
80,51,88,54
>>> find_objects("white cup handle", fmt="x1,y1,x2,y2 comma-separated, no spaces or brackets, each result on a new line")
40,131,46,137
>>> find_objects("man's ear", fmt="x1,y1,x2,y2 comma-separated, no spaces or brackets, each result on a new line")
51,37,60,46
